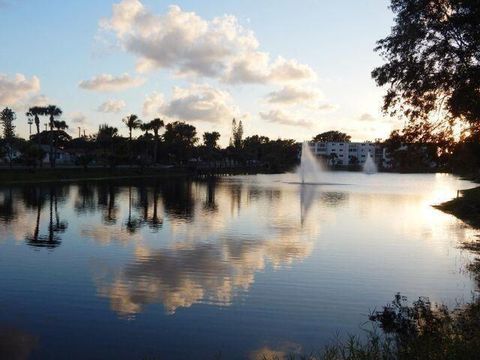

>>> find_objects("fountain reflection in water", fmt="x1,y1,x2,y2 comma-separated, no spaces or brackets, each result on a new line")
363,152,377,174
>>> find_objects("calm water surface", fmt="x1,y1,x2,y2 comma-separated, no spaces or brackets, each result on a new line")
0,172,478,359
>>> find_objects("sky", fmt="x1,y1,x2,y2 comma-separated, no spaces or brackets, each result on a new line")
0,0,398,145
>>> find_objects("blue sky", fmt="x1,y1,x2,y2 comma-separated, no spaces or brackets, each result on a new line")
0,0,396,144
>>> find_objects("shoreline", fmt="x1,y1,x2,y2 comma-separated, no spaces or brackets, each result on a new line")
0,166,282,185
435,186,480,229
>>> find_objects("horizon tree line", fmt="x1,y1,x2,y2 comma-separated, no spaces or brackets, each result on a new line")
0,106,301,171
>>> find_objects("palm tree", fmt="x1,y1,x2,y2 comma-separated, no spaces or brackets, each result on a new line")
26,106,43,138
139,122,153,161
149,118,164,163
140,122,151,136
123,114,142,166
97,124,118,166
26,106,44,167
122,114,142,141
40,105,63,168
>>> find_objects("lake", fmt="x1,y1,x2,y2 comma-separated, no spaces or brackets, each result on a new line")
0,172,478,359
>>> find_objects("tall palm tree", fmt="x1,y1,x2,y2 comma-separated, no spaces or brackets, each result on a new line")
123,114,142,166
149,118,164,163
26,106,44,167
139,122,152,161
40,105,63,168
122,114,142,141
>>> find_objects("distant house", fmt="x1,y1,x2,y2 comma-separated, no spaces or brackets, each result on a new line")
0,144,21,165
39,145,75,165
309,141,386,167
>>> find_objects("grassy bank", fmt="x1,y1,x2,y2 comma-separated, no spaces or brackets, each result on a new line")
435,186,480,228
0,165,279,185
0,167,190,185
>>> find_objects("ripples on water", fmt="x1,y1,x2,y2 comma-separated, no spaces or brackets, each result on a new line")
0,173,478,359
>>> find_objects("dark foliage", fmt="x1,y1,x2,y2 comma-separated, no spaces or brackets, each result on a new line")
372,0,480,125
313,131,351,143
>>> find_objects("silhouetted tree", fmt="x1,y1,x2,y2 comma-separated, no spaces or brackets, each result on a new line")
0,107,15,139
312,131,351,143
122,114,142,141
372,0,480,126
203,131,221,149
26,106,44,167
148,118,164,164
0,108,16,166
163,121,198,163
39,105,63,168
97,124,118,166
231,118,243,149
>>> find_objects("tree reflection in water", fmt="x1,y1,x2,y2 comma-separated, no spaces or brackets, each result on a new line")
0,325,38,360
23,185,68,249
0,188,15,223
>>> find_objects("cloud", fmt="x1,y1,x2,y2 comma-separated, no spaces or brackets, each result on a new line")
259,109,311,128
28,94,51,107
67,112,97,137
265,85,321,105
143,92,164,116
70,112,88,125
144,84,239,123
0,73,40,106
359,113,376,122
96,232,313,315
97,99,126,113
101,1,316,84
79,73,145,92
164,84,238,123
318,103,338,112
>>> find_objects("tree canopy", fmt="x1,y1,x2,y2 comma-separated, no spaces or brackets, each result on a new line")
372,0,480,125
0,107,16,140
312,131,351,143
203,131,221,149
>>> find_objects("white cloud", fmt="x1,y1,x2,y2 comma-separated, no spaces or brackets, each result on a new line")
162,84,239,123
101,1,316,84
143,92,164,116
318,103,338,112
28,94,51,107
79,73,145,91
259,109,311,128
0,73,40,106
98,99,126,113
359,113,376,122
268,57,316,84
265,85,322,105
67,112,97,137
70,112,87,125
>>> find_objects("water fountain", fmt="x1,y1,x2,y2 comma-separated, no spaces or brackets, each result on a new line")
298,141,323,184
297,142,323,224
363,152,377,174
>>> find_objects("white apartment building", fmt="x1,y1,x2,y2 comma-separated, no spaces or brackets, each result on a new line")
309,141,381,166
